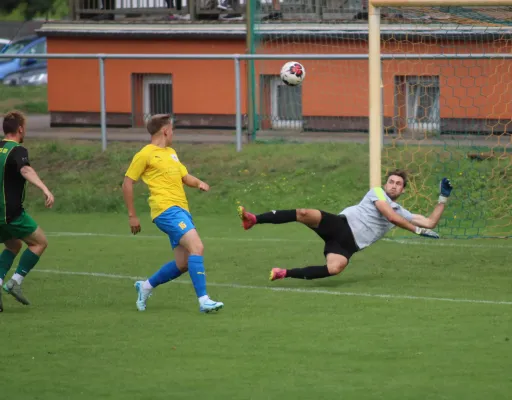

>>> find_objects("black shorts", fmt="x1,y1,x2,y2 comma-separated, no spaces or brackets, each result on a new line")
310,211,359,260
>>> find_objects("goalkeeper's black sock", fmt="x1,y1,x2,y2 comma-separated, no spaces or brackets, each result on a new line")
256,210,297,224
286,266,331,280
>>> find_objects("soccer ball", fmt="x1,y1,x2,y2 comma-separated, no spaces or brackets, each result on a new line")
280,61,306,86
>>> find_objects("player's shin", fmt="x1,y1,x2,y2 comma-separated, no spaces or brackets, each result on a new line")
286,265,331,280
187,255,208,301
0,249,16,286
148,260,182,288
256,209,297,224
12,249,40,284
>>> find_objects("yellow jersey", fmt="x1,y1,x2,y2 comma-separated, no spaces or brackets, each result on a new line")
125,144,189,220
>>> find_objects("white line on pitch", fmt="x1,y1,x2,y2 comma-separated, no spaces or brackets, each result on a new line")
45,231,512,249
35,269,512,306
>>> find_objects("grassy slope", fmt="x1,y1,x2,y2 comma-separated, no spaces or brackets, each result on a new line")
0,86,48,114
25,140,370,214
23,140,511,238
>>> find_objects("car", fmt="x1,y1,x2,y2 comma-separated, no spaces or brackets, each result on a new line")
0,38,10,51
0,36,47,80
3,65,47,86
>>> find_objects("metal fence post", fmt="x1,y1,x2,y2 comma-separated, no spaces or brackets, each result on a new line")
99,56,107,151
234,55,242,152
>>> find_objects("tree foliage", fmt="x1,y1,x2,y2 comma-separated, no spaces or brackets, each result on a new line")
0,0,56,20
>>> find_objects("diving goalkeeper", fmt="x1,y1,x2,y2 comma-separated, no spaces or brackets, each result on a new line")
237,170,453,281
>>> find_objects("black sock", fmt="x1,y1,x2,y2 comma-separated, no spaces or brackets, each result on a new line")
256,209,297,224
285,266,331,280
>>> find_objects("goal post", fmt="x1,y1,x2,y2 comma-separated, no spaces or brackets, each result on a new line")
367,0,512,238
369,2,383,189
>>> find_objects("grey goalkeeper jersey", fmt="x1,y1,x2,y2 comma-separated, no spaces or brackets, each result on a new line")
340,187,413,249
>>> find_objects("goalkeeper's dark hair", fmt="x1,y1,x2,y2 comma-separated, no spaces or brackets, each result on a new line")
3,110,26,135
146,114,171,136
386,169,408,188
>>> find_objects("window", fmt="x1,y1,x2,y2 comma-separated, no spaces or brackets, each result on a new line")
26,41,46,55
21,40,47,67
143,74,173,118
0,38,33,55
270,76,303,130
405,76,440,132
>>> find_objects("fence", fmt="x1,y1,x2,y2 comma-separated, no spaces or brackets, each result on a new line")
69,0,366,21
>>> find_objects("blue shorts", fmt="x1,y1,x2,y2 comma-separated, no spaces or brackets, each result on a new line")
154,206,195,249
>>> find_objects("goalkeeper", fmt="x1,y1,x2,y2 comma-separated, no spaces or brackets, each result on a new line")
237,170,453,281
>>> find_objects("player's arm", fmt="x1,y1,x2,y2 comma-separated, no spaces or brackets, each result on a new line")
175,157,207,190
122,177,141,235
13,147,54,208
175,154,209,191
374,198,440,239
411,204,445,229
21,166,54,208
411,178,453,229
122,152,147,234
182,174,209,192
374,200,419,234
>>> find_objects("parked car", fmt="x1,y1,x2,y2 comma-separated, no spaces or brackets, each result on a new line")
3,65,47,86
0,36,47,80
0,38,10,51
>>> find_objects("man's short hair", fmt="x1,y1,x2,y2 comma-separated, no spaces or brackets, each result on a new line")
385,169,408,188
146,114,171,136
3,110,26,135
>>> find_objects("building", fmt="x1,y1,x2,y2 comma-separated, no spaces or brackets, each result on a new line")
38,3,512,135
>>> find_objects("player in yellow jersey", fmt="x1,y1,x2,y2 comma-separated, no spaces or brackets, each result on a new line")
122,114,223,313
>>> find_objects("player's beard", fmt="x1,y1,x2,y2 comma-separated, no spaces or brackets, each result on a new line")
386,191,399,201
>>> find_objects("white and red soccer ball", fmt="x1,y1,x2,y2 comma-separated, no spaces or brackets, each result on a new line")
280,61,306,86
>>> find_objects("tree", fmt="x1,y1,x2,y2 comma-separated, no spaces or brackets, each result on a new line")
0,0,57,20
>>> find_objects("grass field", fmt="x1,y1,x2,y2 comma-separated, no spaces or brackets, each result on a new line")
0,86,48,114
1,212,511,400
0,140,511,399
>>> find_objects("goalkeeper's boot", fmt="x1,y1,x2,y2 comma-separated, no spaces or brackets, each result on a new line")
269,268,287,281
199,298,224,313
3,279,30,305
134,281,152,311
237,206,257,230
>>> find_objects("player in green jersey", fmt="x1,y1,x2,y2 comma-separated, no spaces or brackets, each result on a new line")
0,111,54,312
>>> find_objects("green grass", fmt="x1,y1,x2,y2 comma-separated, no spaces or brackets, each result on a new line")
1,212,511,400
24,140,512,238
24,140,371,214
0,140,511,398
0,85,48,114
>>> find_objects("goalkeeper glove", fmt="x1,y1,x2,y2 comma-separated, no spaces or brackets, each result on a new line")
438,178,453,204
415,226,440,239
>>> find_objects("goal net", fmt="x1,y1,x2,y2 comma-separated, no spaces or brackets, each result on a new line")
250,2,512,239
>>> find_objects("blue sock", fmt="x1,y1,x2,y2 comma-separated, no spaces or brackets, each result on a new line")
187,255,207,298
148,260,182,288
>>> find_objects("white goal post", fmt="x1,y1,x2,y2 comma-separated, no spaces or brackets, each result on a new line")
367,0,512,188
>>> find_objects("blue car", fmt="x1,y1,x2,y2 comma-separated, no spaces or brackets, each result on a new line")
3,65,47,86
0,36,47,80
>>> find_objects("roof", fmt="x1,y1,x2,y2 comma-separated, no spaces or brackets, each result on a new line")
37,22,512,40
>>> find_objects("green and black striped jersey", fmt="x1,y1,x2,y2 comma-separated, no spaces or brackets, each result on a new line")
0,140,30,224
